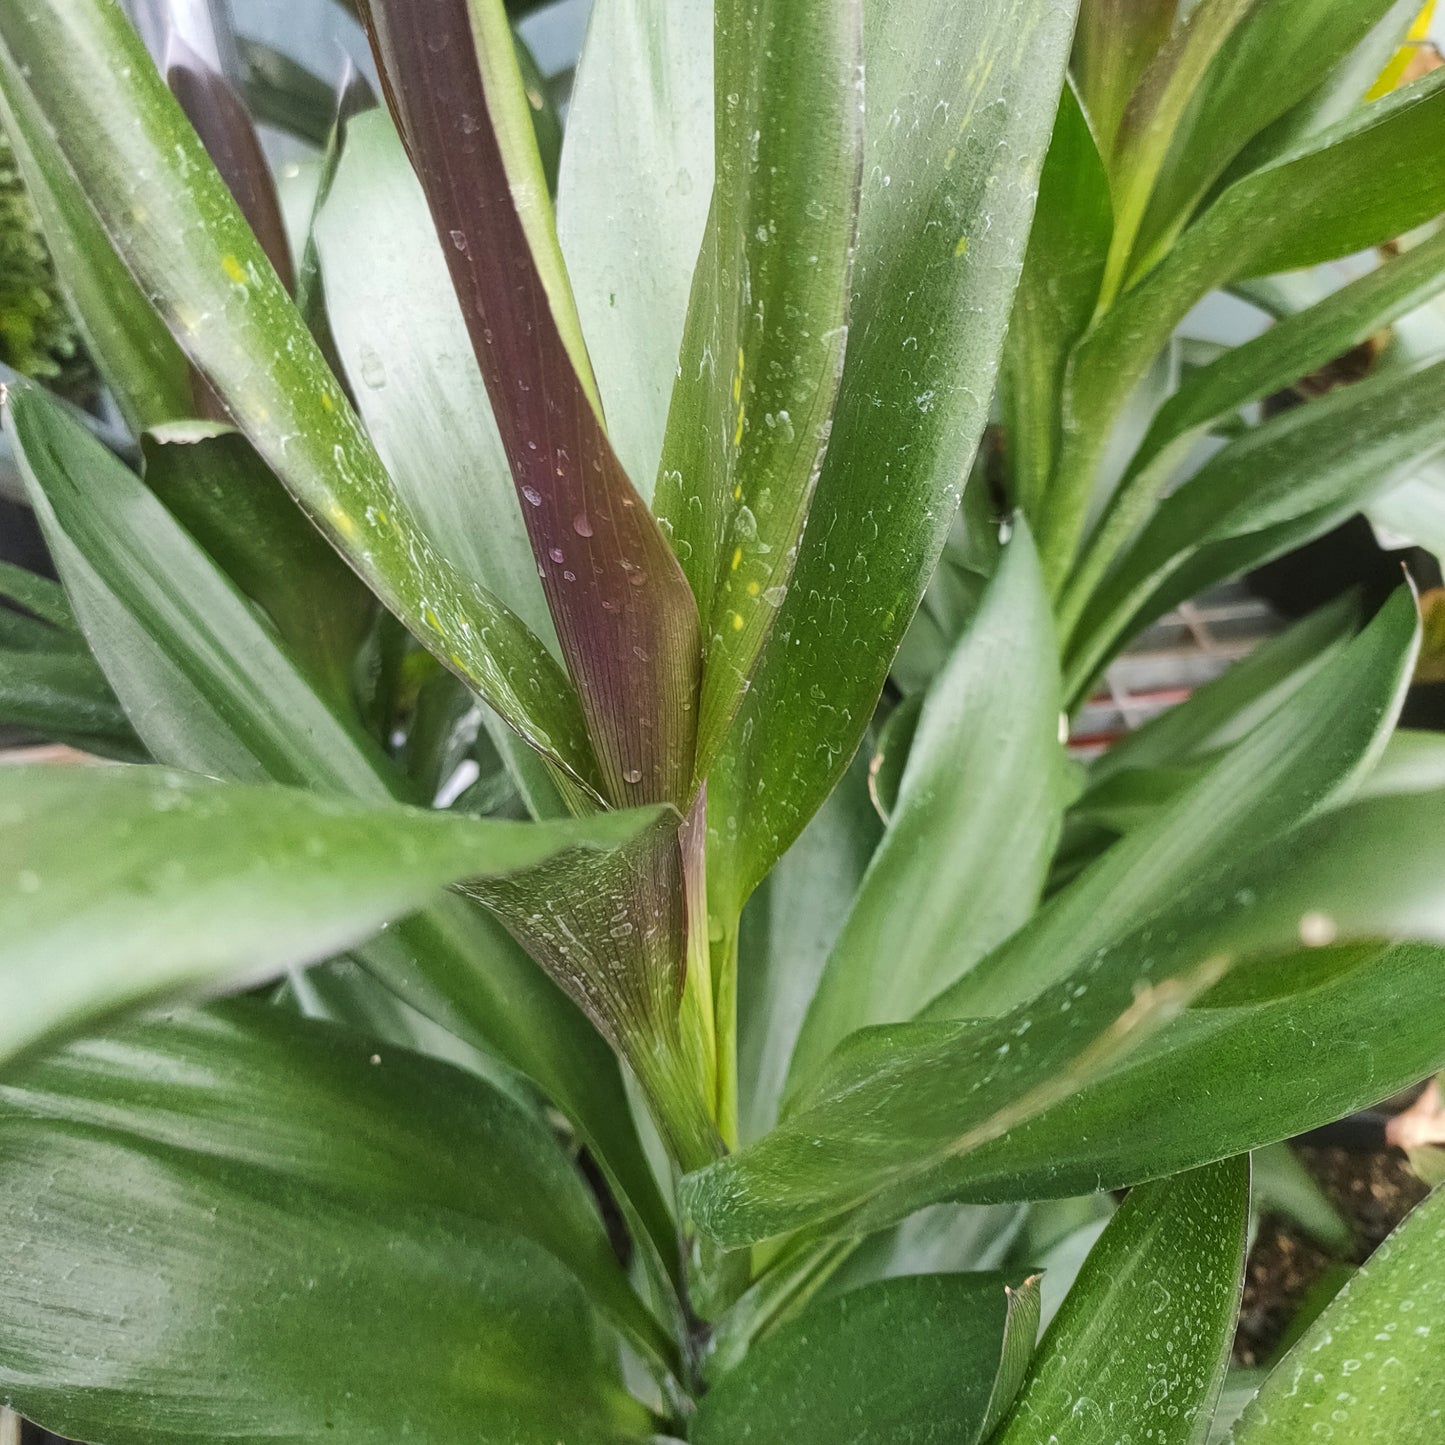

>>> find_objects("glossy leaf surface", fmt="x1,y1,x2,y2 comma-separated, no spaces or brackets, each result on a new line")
654,0,861,771
0,0,598,787
0,762,654,1071
0,1002,659,1359
361,0,700,807
788,521,1064,1089
0,1014,650,1443
943,585,1415,1022
683,779,1445,1246
557,0,713,496
707,0,1078,909
693,1272,1038,1445
995,1158,1248,1445
1231,1185,1445,1442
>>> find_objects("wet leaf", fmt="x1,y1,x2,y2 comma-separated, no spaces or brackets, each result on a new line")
994,1158,1248,1445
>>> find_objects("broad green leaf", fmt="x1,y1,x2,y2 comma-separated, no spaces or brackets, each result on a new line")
1086,592,1358,786
1072,0,1177,157
682,784,1445,1246
0,39,189,431
0,0,600,790
1067,224,1445,614
1359,725,1445,798
0,1001,666,1365
6,384,675,1272
1231,1185,1445,1442
1229,0,1423,168
1369,451,1445,564
0,560,72,629
142,424,373,704
313,110,553,649
994,1158,1248,1445
692,1272,1039,1445
937,939,1445,1205
654,0,861,772
0,1038,652,1442
1065,357,1445,696
941,584,1415,1023
1252,1142,1353,1253
556,0,713,496
706,0,1078,911
736,749,880,1142
1002,81,1113,524
360,0,700,808
1099,0,1255,306
8,385,396,796
0,761,655,1072
1132,0,1401,274
312,108,566,813
1045,65,1445,580
787,521,1064,1090
0,649,140,758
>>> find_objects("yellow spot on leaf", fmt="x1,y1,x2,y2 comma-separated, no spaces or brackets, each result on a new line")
321,393,335,412
221,254,246,284
746,580,760,596
330,509,357,538
733,403,745,447
943,146,957,172
731,612,745,631
731,547,743,571
733,347,745,404
424,607,442,631
954,235,969,258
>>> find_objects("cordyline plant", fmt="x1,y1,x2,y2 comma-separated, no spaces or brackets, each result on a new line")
2,0,1445,1438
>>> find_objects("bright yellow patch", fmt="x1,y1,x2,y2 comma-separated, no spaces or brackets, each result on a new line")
221,254,247,284
746,580,760,597
733,483,743,501
733,404,745,447
321,393,335,412
731,612,745,632
732,347,745,403
424,607,442,631
731,546,743,571
954,235,969,258
330,509,357,538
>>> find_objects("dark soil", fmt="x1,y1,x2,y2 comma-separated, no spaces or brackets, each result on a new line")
1234,1142,1429,1368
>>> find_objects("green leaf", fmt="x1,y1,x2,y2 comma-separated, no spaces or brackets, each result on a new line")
359,0,700,808
1002,81,1113,522
683,783,1445,1246
556,0,713,497
1072,0,1176,157
0,560,72,629
0,0,599,790
237,35,339,146
942,583,1416,1023
1086,592,1358,787
0,1020,652,1443
8,384,397,796
1045,65,1445,581
1231,1184,1445,1442
736,748,881,1141
692,1272,1039,1445
994,1158,1248,1445
142,423,373,704
312,107,566,813
0,648,140,756
1067,224,1445,616
706,0,1078,911
0,761,656,1072
0,1000,666,1366
654,0,861,773
1131,0,1401,275
787,520,1065,1091
0,37,189,431
1065,357,1445,697
6,382,675,1272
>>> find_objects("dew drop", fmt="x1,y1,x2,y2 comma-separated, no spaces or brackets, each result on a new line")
622,768,643,784
522,486,543,506
449,229,467,251
563,570,576,581
573,512,594,537
358,346,387,390
548,547,565,563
